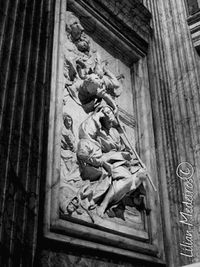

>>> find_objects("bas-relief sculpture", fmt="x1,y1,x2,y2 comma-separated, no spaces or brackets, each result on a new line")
59,12,150,229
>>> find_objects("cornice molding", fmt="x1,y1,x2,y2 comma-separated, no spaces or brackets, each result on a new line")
67,0,152,65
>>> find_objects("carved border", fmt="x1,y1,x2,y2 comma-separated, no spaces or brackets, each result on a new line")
44,0,165,264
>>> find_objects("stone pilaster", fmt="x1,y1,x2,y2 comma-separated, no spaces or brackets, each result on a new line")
147,0,200,266
0,0,54,265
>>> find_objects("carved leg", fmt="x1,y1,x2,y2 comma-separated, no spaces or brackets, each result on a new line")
97,176,133,218
96,185,115,218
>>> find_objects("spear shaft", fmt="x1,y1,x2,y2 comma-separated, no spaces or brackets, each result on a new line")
116,116,157,192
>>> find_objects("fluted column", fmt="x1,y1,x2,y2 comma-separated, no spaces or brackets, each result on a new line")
0,0,54,266
147,0,200,266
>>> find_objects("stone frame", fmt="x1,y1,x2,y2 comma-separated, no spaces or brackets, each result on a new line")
44,0,165,264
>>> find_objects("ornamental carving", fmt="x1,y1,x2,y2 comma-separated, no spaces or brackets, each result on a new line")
59,12,151,230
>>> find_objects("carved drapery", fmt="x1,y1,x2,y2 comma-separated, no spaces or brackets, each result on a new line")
59,11,149,234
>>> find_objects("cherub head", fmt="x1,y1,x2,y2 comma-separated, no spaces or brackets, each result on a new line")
66,12,90,53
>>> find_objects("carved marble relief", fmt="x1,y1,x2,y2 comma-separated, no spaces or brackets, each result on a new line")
59,12,150,230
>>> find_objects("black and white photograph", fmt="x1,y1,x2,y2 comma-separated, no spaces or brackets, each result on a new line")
0,0,200,266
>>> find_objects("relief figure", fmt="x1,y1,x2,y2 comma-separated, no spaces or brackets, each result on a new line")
64,12,122,114
77,106,147,218
60,12,151,225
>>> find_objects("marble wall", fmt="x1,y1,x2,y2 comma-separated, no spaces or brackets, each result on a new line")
37,249,162,267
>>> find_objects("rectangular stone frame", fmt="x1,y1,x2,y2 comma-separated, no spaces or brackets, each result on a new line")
44,0,166,264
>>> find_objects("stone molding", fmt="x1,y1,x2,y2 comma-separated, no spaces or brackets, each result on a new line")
44,0,165,265
182,263,200,267
67,0,152,64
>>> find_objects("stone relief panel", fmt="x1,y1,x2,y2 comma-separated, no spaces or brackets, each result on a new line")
59,11,151,235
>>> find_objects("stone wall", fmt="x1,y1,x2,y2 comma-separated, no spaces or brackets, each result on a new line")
35,241,164,267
